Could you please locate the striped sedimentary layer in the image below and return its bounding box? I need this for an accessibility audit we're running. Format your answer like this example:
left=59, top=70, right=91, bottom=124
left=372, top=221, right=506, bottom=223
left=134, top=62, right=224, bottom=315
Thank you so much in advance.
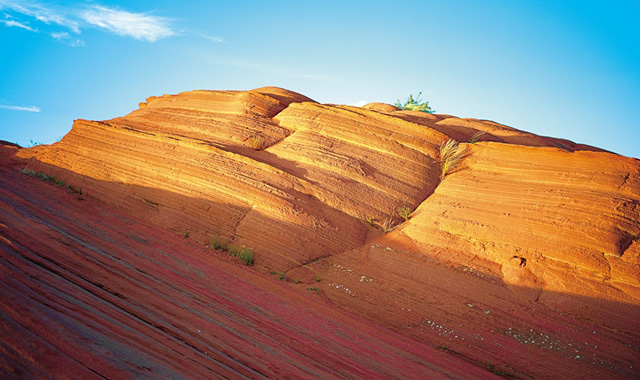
left=402, top=143, right=640, bottom=302
left=9, top=86, right=640, bottom=380
left=16, top=87, right=639, bottom=301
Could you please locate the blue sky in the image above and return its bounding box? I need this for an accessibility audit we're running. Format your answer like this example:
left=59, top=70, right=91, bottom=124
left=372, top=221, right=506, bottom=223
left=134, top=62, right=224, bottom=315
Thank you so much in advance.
left=1, top=0, right=639, bottom=158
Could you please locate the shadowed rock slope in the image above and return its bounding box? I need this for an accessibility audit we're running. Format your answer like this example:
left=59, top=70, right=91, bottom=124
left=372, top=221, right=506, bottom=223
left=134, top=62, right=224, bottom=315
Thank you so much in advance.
left=4, top=86, right=640, bottom=380
left=0, top=148, right=493, bottom=380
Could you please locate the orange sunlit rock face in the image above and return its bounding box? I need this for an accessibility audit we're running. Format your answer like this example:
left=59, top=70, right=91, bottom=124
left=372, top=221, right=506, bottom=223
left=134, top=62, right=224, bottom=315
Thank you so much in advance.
left=5, top=87, right=640, bottom=380
left=404, top=144, right=640, bottom=301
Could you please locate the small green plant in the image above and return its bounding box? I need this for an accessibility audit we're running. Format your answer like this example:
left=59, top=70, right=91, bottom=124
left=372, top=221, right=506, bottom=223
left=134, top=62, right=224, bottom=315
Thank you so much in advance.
left=182, top=231, right=190, bottom=238
left=228, top=245, right=254, bottom=265
left=210, top=236, right=227, bottom=250
left=19, top=167, right=36, bottom=176
left=271, top=271, right=286, bottom=281
left=394, top=92, right=434, bottom=113
left=469, top=131, right=486, bottom=144
left=294, top=278, right=300, bottom=284
left=237, top=248, right=254, bottom=265
left=439, top=138, right=467, bottom=177
left=251, top=137, right=265, bottom=150
left=28, top=139, right=42, bottom=147
left=52, top=176, right=65, bottom=186
left=315, top=275, right=321, bottom=282
left=20, top=168, right=82, bottom=194
left=37, top=173, right=49, bottom=182
left=367, top=217, right=374, bottom=226
left=397, top=206, right=412, bottom=221
left=307, top=287, right=321, bottom=294
left=381, top=218, right=397, bottom=233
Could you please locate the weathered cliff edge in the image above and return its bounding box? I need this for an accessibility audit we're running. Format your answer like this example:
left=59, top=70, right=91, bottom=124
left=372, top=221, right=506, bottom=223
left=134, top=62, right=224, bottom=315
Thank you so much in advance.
left=4, top=87, right=639, bottom=379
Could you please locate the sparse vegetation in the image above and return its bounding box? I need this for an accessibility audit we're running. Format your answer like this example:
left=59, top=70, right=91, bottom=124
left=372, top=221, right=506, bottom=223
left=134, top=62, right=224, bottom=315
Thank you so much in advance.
left=210, top=236, right=227, bottom=250
left=439, top=138, right=467, bottom=177
left=209, top=238, right=253, bottom=265
left=251, top=137, right=265, bottom=150
left=236, top=248, right=254, bottom=266
left=367, top=217, right=374, bottom=226
left=19, top=168, right=36, bottom=176
left=28, top=139, right=42, bottom=147
left=182, top=231, right=190, bottom=238
left=271, top=271, right=286, bottom=281
left=315, top=275, right=321, bottom=282
left=307, top=287, right=321, bottom=294
left=381, top=218, right=397, bottom=233
left=394, top=92, right=434, bottom=113
left=226, top=244, right=254, bottom=266
left=469, top=131, right=486, bottom=144
left=19, top=167, right=82, bottom=194
left=397, top=206, right=412, bottom=221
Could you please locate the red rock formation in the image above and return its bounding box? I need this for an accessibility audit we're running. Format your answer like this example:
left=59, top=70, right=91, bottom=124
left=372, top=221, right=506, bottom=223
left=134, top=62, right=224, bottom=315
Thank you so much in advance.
left=4, top=87, right=639, bottom=379
left=1, top=146, right=491, bottom=379
left=403, top=143, right=640, bottom=301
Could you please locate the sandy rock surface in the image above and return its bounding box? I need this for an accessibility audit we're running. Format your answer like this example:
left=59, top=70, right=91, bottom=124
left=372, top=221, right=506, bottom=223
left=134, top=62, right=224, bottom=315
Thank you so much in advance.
left=3, top=87, right=639, bottom=379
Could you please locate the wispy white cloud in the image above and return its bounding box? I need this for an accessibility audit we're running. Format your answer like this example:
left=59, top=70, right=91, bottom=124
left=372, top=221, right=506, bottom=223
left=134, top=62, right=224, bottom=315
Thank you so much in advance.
left=0, top=18, right=36, bottom=31
left=80, top=6, right=175, bottom=42
left=50, top=31, right=84, bottom=46
left=0, top=0, right=80, bottom=32
left=0, top=1, right=179, bottom=43
left=50, top=31, right=67, bottom=39
left=0, top=104, right=41, bottom=112
left=200, top=33, right=224, bottom=44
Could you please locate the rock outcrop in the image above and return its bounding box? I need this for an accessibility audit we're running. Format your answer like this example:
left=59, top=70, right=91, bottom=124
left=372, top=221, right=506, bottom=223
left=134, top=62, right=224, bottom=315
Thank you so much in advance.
left=4, top=86, right=639, bottom=380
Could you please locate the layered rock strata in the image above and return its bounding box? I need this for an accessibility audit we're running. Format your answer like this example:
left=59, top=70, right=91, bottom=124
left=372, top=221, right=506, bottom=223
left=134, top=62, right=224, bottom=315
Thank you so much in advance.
left=9, top=87, right=640, bottom=380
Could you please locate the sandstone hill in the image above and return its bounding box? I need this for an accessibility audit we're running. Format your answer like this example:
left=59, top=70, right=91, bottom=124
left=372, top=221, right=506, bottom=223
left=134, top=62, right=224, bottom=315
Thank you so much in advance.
left=1, top=87, right=638, bottom=379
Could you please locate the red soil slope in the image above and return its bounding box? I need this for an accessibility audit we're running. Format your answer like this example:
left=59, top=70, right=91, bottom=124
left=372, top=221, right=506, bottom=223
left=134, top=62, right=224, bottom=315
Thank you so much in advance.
left=0, top=143, right=495, bottom=380
left=3, top=87, right=640, bottom=379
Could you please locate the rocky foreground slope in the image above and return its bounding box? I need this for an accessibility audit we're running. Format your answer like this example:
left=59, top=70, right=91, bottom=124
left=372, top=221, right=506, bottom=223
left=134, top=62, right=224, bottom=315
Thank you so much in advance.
left=2, top=87, right=639, bottom=379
